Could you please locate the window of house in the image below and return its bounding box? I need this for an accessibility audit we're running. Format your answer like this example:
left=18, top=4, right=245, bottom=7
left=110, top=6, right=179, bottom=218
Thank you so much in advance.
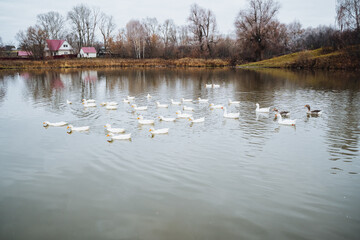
left=63, top=44, right=68, bottom=48
left=64, top=52, right=68, bottom=54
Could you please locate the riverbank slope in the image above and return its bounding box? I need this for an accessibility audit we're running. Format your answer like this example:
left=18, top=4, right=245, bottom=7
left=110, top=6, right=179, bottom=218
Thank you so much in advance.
left=240, top=45, right=360, bottom=70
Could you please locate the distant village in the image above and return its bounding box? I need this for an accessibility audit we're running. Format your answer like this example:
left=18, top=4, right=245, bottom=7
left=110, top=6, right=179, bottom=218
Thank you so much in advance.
left=0, top=40, right=101, bottom=59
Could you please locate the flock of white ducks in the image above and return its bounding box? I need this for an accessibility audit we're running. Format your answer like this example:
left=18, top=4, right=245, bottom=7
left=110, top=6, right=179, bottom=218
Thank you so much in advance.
left=44, top=84, right=322, bottom=141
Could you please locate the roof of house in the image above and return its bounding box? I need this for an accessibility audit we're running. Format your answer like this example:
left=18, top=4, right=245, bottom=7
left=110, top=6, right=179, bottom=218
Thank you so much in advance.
left=81, top=47, right=97, bottom=53
left=46, top=40, right=65, bottom=51
left=18, top=51, right=32, bottom=56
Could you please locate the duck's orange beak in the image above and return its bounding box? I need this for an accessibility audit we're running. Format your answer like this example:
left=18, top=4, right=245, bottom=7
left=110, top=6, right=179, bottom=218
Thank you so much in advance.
left=67, top=126, right=69, bottom=129
left=106, top=134, right=110, bottom=137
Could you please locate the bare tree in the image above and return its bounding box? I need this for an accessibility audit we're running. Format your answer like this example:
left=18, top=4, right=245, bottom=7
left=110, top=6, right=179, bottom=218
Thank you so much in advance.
left=188, top=4, right=217, bottom=57
left=37, top=11, right=66, bottom=39
left=286, top=20, right=304, bottom=52
left=126, top=20, right=145, bottom=58
left=160, top=19, right=177, bottom=57
left=16, top=25, right=48, bottom=59
left=67, top=4, right=99, bottom=49
left=336, top=0, right=360, bottom=31
left=99, top=13, right=116, bottom=51
left=234, top=0, right=280, bottom=61
left=142, top=17, right=161, bottom=58
left=109, top=29, right=128, bottom=57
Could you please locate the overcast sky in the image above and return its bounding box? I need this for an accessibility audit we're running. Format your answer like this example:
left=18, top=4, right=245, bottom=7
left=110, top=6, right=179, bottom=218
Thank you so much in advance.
left=0, top=0, right=337, bottom=45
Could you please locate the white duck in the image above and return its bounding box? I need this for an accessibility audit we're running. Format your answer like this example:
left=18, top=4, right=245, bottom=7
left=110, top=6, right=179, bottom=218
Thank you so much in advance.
left=276, top=113, right=296, bottom=126
left=83, top=102, right=97, bottom=107
left=104, top=124, right=125, bottom=133
left=183, top=106, right=194, bottom=111
left=137, top=115, right=155, bottom=125
left=189, top=117, right=205, bottom=123
left=176, top=111, right=192, bottom=118
left=67, top=125, right=90, bottom=132
left=131, top=104, right=148, bottom=111
left=107, top=101, right=118, bottom=106
left=181, top=98, right=193, bottom=103
left=123, top=99, right=130, bottom=103
left=107, top=133, right=131, bottom=141
left=170, top=99, right=181, bottom=105
left=209, top=103, right=223, bottom=109
left=100, top=101, right=118, bottom=106
left=82, top=99, right=96, bottom=103
left=147, top=93, right=152, bottom=99
left=66, top=100, right=72, bottom=104
left=228, top=99, right=240, bottom=105
left=43, top=121, right=68, bottom=127
left=156, top=101, right=169, bottom=108
left=205, top=84, right=212, bottom=88
left=212, top=84, right=220, bottom=88
left=158, top=116, right=176, bottom=122
left=256, top=103, right=270, bottom=113
left=127, top=96, right=135, bottom=100
left=149, top=128, right=169, bottom=135
left=222, top=107, right=240, bottom=119
left=198, top=97, right=209, bottom=103
left=106, top=105, right=117, bottom=110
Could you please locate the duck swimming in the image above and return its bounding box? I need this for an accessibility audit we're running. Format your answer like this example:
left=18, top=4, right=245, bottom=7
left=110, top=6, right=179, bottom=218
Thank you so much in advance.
left=43, top=121, right=68, bottom=127
left=149, top=128, right=169, bottom=135
left=107, top=133, right=131, bottom=141
left=171, top=99, right=181, bottom=105
left=273, top=108, right=290, bottom=117
left=104, top=124, right=125, bottom=133
left=305, top=105, right=322, bottom=115
left=176, top=111, right=192, bottom=118
left=222, top=107, right=240, bottom=119
left=156, top=101, right=169, bottom=108
left=276, top=113, right=296, bottom=126
left=158, top=116, right=176, bottom=122
left=67, top=125, right=90, bottom=133
left=137, top=115, right=155, bottom=125
left=256, top=103, right=270, bottom=113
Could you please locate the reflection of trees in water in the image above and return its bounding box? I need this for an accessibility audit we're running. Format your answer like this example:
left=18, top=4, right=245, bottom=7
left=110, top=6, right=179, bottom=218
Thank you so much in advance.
left=98, top=68, right=238, bottom=97
left=326, top=90, right=360, bottom=165
left=0, top=74, right=8, bottom=106
left=22, top=71, right=65, bottom=111
left=0, top=72, right=19, bottom=106
left=21, top=70, right=98, bottom=109
left=245, top=69, right=360, bottom=91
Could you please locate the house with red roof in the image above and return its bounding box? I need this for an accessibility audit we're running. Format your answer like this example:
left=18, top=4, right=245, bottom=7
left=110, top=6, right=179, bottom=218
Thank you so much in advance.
left=44, top=40, right=74, bottom=57
left=79, top=47, right=97, bottom=58
left=17, top=51, right=32, bottom=58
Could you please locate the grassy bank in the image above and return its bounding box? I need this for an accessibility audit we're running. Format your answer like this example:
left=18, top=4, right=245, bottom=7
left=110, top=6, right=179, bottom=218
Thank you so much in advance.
left=240, top=45, right=360, bottom=70
left=0, top=58, right=229, bottom=70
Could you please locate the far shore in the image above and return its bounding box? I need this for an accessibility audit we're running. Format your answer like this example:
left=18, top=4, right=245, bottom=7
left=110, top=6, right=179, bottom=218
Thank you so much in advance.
left=1, top=45, right=359, bottom=71
left=0, top=58, right=231, bottom=70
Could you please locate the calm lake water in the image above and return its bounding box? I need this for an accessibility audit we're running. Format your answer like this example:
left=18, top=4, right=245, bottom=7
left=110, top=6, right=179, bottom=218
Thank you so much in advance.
left=0, top=68, right=359, bottom=239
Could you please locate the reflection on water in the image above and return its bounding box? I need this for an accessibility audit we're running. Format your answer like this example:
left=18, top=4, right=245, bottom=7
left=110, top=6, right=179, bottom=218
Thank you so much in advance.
left=0, top=68, right=359, bottom=240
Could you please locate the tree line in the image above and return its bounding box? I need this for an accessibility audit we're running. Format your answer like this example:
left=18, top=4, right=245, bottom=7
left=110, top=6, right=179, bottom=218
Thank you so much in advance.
left=8, top=0, right=360, bottom=62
